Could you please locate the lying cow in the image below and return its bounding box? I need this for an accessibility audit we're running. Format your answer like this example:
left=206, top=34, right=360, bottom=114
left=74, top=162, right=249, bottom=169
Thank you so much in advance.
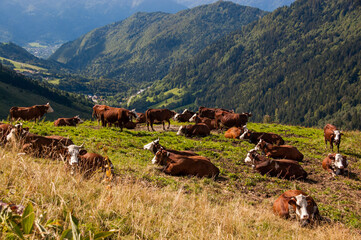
left=273, top=190, right=321, bottom=227
left=324, top=124, right=342, bottom=152
left=9, top=103, right=54, bottom=122
left=322, top=153, right=348, bottom=177
left=244, top=149, right=307, bottom=180
left=255, top=139, right=304, bottom=162
left=54, top=116, right=84, bottom=127
left=143, top=139, right=199, bottom=157
left=239, top=127, right=285, bottom=145
left=224, top=127, right=243, bottom=139
left=173, top=109, right=196, bottom=122
left=64, top=144, right=114, bottom=177
left=189, top=113, right=217, bottom=130
left=198, top=107, right=233, bottom=119
left=152, top=148, right=219, bottom=178
left=145, top=108, right=176, bottom=131
left=177, top=123, right=210, bottom=137
left=0, top=123, right=15, bottom=145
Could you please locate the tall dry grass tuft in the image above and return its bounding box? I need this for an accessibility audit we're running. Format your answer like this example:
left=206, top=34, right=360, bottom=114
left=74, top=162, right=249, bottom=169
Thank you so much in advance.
left=0, top=147, right=360, bottom=239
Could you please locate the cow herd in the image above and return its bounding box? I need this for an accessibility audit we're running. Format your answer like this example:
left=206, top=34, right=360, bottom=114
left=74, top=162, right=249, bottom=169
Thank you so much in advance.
left=2, top=103, right=352, bottom=227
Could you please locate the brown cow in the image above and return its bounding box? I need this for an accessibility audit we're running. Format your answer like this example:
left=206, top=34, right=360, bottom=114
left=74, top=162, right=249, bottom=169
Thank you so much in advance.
left=54, top=116, right=84, bottom=127
left=101, top=107, right=138, bottom=130
left=173, top=109, right=196, bottom=122
left=0, top=123, right=14, bottom=144
left=136, top=112, right=146, bottom=124
left=244, top=149, right=307, bottom=180
left=322, top=153, right=348, bottom=177
left=239, top=127, right=285, bottom=145
left=215, top=112, right=250, bottom=129
left=176, top=123, right=210, bottom=137
left=224, top=127, right=244, bottom=139
left=324, top=124, right=342, bottom=152
left=255, top=139, right=304, bottom=162
left=145, top=108, right=176, bottom=131
left=198, top=107, right=233, bottom=119
left=9, top=103, right=54, bottom=121
left=143, top=139, right=200, bottom=157
left=189, top=113, right=217, bottom=130
left=64, top=144, right=114, bottom=177
left=273, top=190, right=321, bottom=227
left=92, top=104, right=108, bottom=125
left=152, top=148, right=219, bottom=178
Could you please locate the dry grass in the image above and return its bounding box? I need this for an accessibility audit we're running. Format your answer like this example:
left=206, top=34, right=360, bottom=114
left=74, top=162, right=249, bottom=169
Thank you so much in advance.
left=1, top=146, right=360, bottom=239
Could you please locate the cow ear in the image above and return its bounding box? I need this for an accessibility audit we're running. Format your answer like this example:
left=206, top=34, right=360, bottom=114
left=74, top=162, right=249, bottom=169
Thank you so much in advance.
left=288, top=197, right=296, bottom=206
left=79, top=149, right=87, bottom=155
left=328, top=153, right=335, bottom=159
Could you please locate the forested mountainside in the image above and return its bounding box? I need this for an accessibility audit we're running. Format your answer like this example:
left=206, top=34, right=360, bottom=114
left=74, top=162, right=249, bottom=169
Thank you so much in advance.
left=130, top=0, right=361, bottom=130
left=50, top=1, right=266, bottom=91
left=0, top=63, right=92, bottom=120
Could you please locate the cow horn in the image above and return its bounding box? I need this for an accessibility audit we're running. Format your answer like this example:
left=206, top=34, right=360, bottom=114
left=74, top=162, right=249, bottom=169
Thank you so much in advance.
left=80, top=143, right=85, bottom=148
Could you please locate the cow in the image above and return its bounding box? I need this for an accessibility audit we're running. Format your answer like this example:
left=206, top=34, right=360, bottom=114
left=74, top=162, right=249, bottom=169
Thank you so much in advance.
left=9, top=103, right=54, bottom=122
left=198, top=107, right=233, bottom=119
left=324, top=124, right=342, bottom=152
left=64, top=144, right=114, bottom=177
left=145, top=108, right=176, bottom=131
left=215, top=112, right=250, bottom=129
left=255, top=139, right=304, bottom=162
left=92, top=104, right=108, bottom=125
left=136, top=112, right=146, bottom=124
left=189, top=113, right=217, bottom=130
left=0, top=123, right=14, bottom=145
left=54, top=116, right=84, bottom=127
left=322, top=153, right=348, bottom=177
left=239, top=127, right=285, bottom=145
left=177, top=123, right=210, bottom=137
left=273, top=190, right=321, bottom=227
left=143, top=139, right=200, bottom=157
left=244, top=149, right=307, bottom=180
left=151, top=148, right=219, bottom=178
left=124, top=121, right=137, bottom=129
left=101, top=107, right=138, bottom=130
left=224, top=127, right=244, bottom=139
left=173, top=109, right=196, bottom=122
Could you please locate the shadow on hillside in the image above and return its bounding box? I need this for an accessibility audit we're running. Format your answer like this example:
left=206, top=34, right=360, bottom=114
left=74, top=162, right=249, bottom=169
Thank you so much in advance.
left=342, top=150, right=361, bottom=159
left=347, top=171, right=360, bottom=181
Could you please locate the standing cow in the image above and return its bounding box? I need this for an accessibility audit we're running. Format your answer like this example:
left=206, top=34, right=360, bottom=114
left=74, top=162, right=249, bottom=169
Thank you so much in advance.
left=145, top=108, right=176, bottom=131
left=324, top=124, right=342, bottom=152
left=9, top=103, right=54, bottom=122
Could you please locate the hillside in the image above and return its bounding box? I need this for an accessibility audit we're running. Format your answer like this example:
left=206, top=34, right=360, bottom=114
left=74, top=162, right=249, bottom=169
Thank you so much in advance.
left=0, top=63, right=93, bottom=120
left=0, top=120, right=360, bottom=238
left=50, top=1, right=266, bottom=91
left=130, top=0, right=361, bottom=130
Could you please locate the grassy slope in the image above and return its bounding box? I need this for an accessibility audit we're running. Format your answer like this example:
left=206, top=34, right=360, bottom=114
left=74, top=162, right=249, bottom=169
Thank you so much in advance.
left=0, top=120, right=360, bottom=238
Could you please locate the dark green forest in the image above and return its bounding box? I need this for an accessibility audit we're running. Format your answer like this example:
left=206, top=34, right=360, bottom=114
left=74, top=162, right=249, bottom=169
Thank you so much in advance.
left=130, top=0, right=361, bottom=130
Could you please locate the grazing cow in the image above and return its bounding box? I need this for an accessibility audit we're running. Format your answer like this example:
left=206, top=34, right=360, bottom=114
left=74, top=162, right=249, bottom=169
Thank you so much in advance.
left=255, top=139, right=304, bottom=162
left=273, top=190, right=321, bottom=227
left=224, top=127, right=244, bottom=139
left=215, top=112, right=250, bottom=129
left=9, top=103, right=54, bottom=122
left=198, top=107, right=233, bottom=119
left=143, top=139, right=200, bottom=157
left=152, top=148, right=219, bottom=178
left=124, top=121, right=136, bottom=129
left=177, top=123, right=210, bottom=137
left=136, top=112, right=146, bottom=124
left=322, top=153, right=348, bottom=177
left=101, top=107, right=138, bottom=130
left=64, top=144, right=114, bottom=177
left=145, top=108, right=176, bottom=131
left=324, top=124, right=342, bottom=152
left=239, top=128, right=285, bottom=145
left=189, top=113, right=217, bottom=130
left=54, top=116, right=84, bottom=127
left=244, top=149, right=307, bottom=180
left=173, top=109, right=196, bottom=122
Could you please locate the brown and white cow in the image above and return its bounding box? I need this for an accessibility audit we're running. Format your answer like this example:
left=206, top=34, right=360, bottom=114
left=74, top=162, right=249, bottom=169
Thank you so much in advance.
left=177, top=123, right=210, bottom=137
left=224, top=127, right=244, bottom=139
left=255, top=139, right=304, bottom=162
left=189, top=113, right=217, bottom=130
left=273, top=190, right=321, bottom=227
left=215, top=112, right=250, bottom=129
left=239, top=127, right=285, bottom=145
left=173, top=109, right=196, bottom=122
left=322, top=153, right=348, bottom=177
left=198, top=107, right=233, bottom=119
left=324, top=124, right=342, bottom=152
left=9, top=103, right=54, bottom=122
left=54, top=116, right=84, bottom=127
left=0, top=123, right=14, bottom=145
left=64, top=144, right=114, bottom=177
left=145, top=108, right=176, bottom=131
left=152, top=148, right=219, bottom=178
left=143, top=139, right=200, bottom=157
left=244, top=149, right=307, bottom=180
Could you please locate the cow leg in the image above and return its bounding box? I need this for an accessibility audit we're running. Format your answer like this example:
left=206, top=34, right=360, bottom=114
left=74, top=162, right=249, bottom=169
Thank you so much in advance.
left=147, top=121, right=150, bottom=131
left=162, top=121, right=165, bottom=130
left=330, top=141, right=334, bottom=152
left=167, top=119, right=171, bottom=129
left=151, top=121, right=155, bottom=131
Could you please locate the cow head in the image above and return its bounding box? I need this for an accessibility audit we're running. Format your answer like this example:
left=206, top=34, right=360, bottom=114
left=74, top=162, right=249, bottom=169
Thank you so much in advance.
left=329, top=153, right=348, bottom=174
left=152, top=148, right=170, bottom=165
left=173, top=113, right=181, bottom=121
left=74, top=116, right=84, bottom=124
left=288, top=194, right=318, bottom=226
left=333, top=130, right=342, bottom=145
left=254, top=139, right=266, bottom=151
left=189, top=114, right=197, bottom=122
left=129, top=109, right=138, bottom=121
left=239, top=126, right=249, bottom=140
left=244, top=149, right=256, bottom=163
left=176, top=126, right=186, bottom=136
left=46, top=103, right=54, bottom=113
left=143, top=138, right=161, bottom=154
left=65, top=143, right=85, bottom=166
left=6, top=124, right=29, bottom=143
